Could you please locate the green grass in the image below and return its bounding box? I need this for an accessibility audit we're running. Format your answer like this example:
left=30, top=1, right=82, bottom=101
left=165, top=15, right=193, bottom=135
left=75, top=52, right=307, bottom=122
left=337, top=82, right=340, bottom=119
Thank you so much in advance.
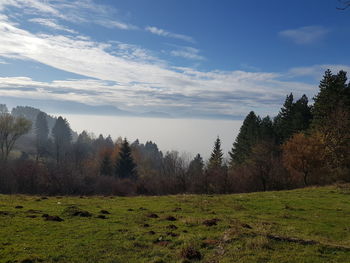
left=1, top=185, right=350, bottom=263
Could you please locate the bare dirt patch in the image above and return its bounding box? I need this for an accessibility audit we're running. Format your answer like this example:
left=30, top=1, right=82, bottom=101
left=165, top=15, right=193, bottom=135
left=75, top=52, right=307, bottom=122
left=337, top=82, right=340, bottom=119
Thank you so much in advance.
left=203, top=218, right=220, bottom=226
left=180, top=245, right=202, bottom=260
left=45, top=215, right=64, bottom=222
left=165, top=215, right=177, bottom=221
left=63, top=206, right=92, bottom=217
left=147, top=213, right=159, bottom=218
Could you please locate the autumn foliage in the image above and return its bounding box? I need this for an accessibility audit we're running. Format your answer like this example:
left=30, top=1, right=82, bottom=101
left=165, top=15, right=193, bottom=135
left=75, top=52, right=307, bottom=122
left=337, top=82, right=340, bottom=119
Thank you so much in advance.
left=282, top=132, right=325, bottom=186
left=0, top=70, right=349, bottom=195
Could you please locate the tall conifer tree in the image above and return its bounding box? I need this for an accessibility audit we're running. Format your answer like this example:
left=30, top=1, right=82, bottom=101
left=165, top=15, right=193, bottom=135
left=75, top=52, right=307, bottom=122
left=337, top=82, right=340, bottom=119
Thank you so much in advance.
left=35, top=111, right=49, bottom=159
left=229, top=111, right=261, bottom=165
left=52, top=116, right=72, bottom=163
left=115, top=138, right=137, bottom=179
left=209, top=137, right=223, bottom=170
left=274, top=93, right=312, bottom=143
left=312, top=69, right=349, bottom=127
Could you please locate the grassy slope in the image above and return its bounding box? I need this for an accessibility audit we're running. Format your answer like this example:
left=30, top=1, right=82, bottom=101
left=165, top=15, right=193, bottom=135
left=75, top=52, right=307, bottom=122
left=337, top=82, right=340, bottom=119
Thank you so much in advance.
left=0, top=185, right=350, bottom=263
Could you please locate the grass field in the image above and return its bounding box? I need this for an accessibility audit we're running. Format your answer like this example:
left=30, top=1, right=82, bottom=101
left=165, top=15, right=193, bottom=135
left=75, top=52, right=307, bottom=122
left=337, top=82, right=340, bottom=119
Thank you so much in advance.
left=1, top=185, right=350, bottom=263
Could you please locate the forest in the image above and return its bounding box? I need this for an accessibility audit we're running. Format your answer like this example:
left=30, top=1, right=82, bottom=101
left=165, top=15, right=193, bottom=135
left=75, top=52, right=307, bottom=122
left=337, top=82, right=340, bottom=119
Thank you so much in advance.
left=0, top=70, right=349, bottom=196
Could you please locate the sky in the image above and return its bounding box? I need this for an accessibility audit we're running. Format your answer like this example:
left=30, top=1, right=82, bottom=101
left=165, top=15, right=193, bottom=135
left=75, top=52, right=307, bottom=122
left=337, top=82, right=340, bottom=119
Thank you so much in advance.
left=0, top=0, right=350, bottom=120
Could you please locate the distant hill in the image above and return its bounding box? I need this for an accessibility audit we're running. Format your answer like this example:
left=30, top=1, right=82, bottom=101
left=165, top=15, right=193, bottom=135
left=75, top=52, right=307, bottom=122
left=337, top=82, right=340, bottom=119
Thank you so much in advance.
left=10, top=105, right=78, bottom=140
left=0, top=97, right=171, bottom=118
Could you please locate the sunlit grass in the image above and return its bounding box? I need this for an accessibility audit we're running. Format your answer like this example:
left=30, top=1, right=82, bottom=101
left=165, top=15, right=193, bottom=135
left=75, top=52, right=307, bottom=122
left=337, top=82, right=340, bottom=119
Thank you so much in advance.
left=1, top=185, right=350, bottom=262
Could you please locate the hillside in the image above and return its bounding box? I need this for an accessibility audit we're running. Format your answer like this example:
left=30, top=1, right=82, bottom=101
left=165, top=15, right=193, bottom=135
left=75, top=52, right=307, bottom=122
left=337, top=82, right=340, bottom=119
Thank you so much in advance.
left=1, top=185, right=350, bottom=263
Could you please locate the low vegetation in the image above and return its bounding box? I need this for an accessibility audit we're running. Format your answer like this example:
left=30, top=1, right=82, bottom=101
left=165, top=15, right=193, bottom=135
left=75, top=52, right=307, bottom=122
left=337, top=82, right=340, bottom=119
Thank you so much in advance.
left=1, top=185, right=350, bottom=262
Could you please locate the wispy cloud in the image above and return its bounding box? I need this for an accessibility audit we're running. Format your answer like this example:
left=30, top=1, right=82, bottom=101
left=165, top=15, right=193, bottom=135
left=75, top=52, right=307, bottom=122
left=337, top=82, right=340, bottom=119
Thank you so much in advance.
left=279, top=26, right=330, bottom=45
left=108, top=42, right=164, bottom=64
left=0, top=15, right=323, bottom=118
left=1, top=0, right=137, bottom=31
left=96, top=20, right=138, bottom=31
left=287, top=64, right=350, bottom=79
left=1, top=0, right=60, bottom=15
left=29, top=18, right=77, bottom=34
left=0, top=1, right=347, bottom=119
left=145, top=26, right=195, bottom=43
left=0, top=73, right=315, bottom=119
left=170, top=47, right=205, bottom=61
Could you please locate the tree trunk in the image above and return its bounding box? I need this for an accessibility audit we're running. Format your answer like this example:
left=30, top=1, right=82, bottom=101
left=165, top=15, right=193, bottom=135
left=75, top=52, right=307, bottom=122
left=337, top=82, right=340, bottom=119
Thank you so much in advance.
left=303, top=171, right=308, bottom=186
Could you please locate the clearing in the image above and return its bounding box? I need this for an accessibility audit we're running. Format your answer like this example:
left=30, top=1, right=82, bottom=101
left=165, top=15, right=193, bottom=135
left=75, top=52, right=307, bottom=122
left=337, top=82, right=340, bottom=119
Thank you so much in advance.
left=1, top=185, right=350, bottom=262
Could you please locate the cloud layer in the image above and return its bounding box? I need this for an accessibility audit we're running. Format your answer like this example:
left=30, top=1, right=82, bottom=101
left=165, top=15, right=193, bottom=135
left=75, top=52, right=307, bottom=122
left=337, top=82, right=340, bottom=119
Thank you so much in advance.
left=145, top=26, right=195, bottom=43
left=170, top=47, right=205, bottom=61
left=0, top=1, right=347, bottom=119
left=279, top=26, right=329, bottom=44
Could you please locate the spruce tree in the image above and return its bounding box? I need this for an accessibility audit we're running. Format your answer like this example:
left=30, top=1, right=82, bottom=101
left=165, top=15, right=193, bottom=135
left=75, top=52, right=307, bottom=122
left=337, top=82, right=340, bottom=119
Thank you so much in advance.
left=100, top=154, right=113, bottom=176
left=188, top=153, right=204, bottom=176
left=274, top=93, right=312, bottom=143
left=115, top=138, right=137, bottom=179
left=35, top=111, right=49, bottom=159
left=312, top=70, right=349, bottom=127
left=292, top=95, right=312, bottom=132
left=52, top=116, right=72, bottom=163
left=260, top=116, right=275, bottom=142
left=105, top=135, right=114, bottom=149
left=74, top=131, right=93, bottom=166
left=209, top=137, right=223, bottom=170
left=273, top=93, right=294, bottom=143
left=229, top=111, right=261, bottom=165
left=312, top=70, right=350, bottom=177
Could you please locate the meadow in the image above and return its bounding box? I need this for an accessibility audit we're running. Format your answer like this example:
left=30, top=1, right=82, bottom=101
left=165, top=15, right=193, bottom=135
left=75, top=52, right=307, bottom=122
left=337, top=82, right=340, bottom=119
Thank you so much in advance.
left=1, top=185, right=350, bottom=263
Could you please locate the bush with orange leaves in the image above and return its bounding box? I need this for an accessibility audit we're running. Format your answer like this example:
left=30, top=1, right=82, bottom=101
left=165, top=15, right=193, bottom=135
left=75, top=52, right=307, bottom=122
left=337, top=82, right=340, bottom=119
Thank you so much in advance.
left=282, top=132, right=326, bottom=186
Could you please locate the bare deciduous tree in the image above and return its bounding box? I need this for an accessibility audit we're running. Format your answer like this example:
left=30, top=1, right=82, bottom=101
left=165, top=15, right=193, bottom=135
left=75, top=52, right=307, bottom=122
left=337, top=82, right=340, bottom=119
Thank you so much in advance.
left=0, top=114, right=32, bottom=162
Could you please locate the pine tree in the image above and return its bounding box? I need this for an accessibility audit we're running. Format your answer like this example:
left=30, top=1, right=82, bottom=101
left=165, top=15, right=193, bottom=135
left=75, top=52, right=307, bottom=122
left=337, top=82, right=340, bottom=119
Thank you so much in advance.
left=52, top=116, right=72, bottom=164
left=312, top=70, right=349, bottom=127
left=312, top=70, right=350, bottom=178
left=274, top=93, right=294, bottom=143
left=188, top=153, right=204, bottom=176
left=229, top=111, right=261, bottom=165
left=74, top=131, right=93, bottom=167
left=35, top=111, right=49, bottom=159
left=260, top=116, right=275, bottom=142
left=274, top=93, right=312, bottom=143
left=100, top=154, right=113, bottom=176
left=105, top=135, right=114, bottom=149
left=115, top=138, right=137, bottom=179
left=209, top=137, right=223, bottom=170
left=292, top=95, right=312, bottom=132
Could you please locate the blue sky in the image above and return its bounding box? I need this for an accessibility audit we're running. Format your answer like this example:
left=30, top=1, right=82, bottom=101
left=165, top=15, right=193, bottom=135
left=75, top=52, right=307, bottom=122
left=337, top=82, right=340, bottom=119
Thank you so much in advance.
left=0, top=0, right=349, bottom=119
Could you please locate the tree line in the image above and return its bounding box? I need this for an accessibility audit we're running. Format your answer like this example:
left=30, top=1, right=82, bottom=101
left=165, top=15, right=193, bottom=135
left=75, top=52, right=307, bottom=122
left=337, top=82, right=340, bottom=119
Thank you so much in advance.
left=0, top=69, right=349, bottom=195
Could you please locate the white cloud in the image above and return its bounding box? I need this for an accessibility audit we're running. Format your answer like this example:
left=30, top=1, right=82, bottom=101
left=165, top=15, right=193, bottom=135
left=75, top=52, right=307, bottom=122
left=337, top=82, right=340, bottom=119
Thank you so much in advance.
left=96, top=20, right=138, bottom=31
left=0, top=0, right=59, bottom=16
left=279, top=26, right=330, bottom=44
left=145, top=26, right=195, bottom=43
left=0, top=17, right=324, bottom=117
left=170, top=47, right=205, bottom=61
left=1, top=0, right=138, bottom=31
left=0, top=2, right=347, bottom=118
left=109, top=42, right=164, bottom=65
left=29, top=18, right=77, bottom=34
left=0, top=74, right=315, bottom=118
left=288, top=64, right=350, bottom=79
